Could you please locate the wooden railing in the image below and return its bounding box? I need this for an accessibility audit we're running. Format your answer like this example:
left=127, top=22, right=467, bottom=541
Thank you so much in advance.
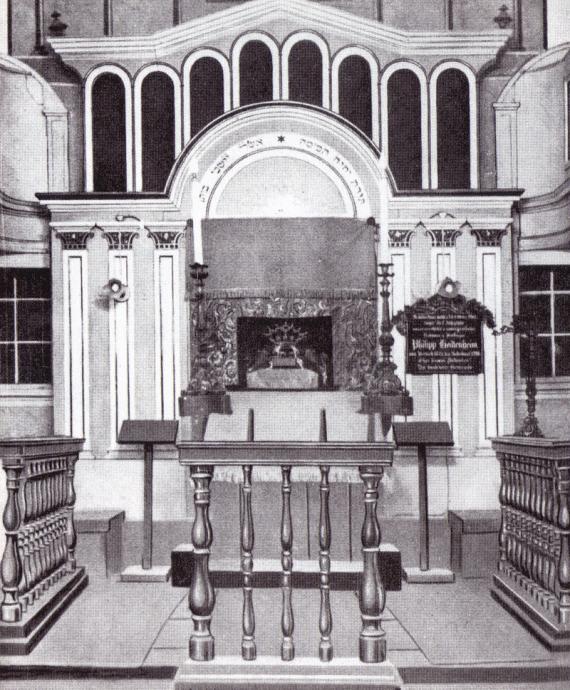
left=178, top=434, right=394, bottom=667
left=492, top=437, right=570, bottom=650
left=0, top=438, right=85, bottom=637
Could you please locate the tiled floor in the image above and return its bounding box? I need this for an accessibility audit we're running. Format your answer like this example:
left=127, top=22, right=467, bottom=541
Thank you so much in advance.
left=2, top=570, right=570, bottom=688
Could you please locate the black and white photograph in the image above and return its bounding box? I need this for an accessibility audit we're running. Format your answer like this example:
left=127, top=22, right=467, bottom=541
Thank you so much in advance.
left=1, top=1, right=570, bottom=689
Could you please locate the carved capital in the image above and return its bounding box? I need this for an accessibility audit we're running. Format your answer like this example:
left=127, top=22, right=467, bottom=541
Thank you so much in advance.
left=471, top=227, right=508, bottom=247
left=102, top=230, right=139, bottom=250
left=424, top=226, right=462, bottom=248
left=55, top=229, right=94, bottom=250
left=147, top=229, right=183, bottom=249
left=388, top=228, right=415, bottom=248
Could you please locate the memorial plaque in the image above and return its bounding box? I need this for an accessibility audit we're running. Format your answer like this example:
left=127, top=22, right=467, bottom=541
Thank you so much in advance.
left=394, top=278, right=496, bottom=377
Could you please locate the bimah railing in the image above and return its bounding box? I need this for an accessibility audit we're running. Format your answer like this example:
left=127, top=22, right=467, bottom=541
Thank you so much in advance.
left=175, top=412, right=401, bottom=688
left=492, top=437, right=570, bottom=650
left=0, top=437, right=87, bottom=654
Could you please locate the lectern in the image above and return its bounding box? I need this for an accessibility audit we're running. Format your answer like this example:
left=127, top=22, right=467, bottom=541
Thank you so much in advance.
left=393, top=421, right=455, bottom=584
left=118, top=420, right=178, bottom=582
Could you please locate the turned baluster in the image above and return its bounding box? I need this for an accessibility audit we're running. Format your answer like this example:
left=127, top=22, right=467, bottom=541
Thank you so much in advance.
left=1, top=462, right=24, bottom=622
left=555, top=464, right=570, bottom=623
left=498, top=457, right=507, bottom=568
left=319, top=465, right=333, bottom=661
left=359, top=466, right=386, bottom=663
left=241, top=464, right=256, bottom=661
left=65, top=455, right=78, bottom=571
left=189, top=465, right=215, bottom=661
left=281, top=465, right=295, bottom=661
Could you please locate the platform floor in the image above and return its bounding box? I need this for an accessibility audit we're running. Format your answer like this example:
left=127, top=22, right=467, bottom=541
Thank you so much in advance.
left=1, top=568, right=570, bottom=689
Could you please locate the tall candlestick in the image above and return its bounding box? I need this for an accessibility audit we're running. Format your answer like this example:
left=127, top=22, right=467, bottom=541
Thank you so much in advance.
left=190, top=173, right=204, bottom=264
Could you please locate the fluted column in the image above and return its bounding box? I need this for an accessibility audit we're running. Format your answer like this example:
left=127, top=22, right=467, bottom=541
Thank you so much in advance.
left=359, top=466, right=386, bottom=663
left=1, top=462, right=24, bottom=622
left=189, top=466, right=215, bottom=661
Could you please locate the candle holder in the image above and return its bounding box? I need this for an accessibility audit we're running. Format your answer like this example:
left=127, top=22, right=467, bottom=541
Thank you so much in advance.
left=179, top=261, right=231, bottom=425
left=360, top=263, right=413, bottom=438
left=494, top=312, right=543, bottom=438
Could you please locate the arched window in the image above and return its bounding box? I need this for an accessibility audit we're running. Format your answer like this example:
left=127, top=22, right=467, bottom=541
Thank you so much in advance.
left=190, top=57, right=224, bottom=138
left=387, top=69, right=422, bottom=190
left=92, top=73, right=126, bottom=192
left=436, top=68, right=470, bottom=189
left=141, top=72, right=175, bottom=191
left=288, top=40, right=322, bottom=106
left=239, top=41, right=273, bottom=106
left=338, top=55, right=372, bottom=139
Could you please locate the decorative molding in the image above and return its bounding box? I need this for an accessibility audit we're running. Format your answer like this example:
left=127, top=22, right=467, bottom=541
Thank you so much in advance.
left=47, top=0, right=510, bottom=65
left=148, top=229, right=183, bottom=249
left=471, top=227, right=508, bottom=247
left=102, top=230, right=139, bottom=250
left=0, top=191, right=49, bottom=218
left=55, top=230, right=94, bottom=250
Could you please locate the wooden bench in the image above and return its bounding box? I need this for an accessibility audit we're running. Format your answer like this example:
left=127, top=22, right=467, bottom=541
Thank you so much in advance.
left=448, top=510, right=501, bottom=578
left=75, top=510, right=125, bottom=578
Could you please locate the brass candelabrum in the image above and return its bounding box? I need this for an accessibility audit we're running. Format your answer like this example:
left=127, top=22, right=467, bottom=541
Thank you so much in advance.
left=494, top=312, right=543, bottom=438
left=361, top=262, right=413, bottom=438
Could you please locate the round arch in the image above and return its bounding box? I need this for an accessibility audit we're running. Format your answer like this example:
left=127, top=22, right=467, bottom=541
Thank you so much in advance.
left=133, top=64, right=182, bottom=191
left=231, top=32, right=281, bottom=107
left=182, top=49, right=231, bottom=145
left=84, top=64, right=133, bottom=191
left=281, top=31, right=331, bottom=109
left=380, top=61, right=429, bottom=189
left=331, top=46, right=379, bottom=146
left=166, top=102, right=386, bottom=221
left=429, top=61, right=478, bottom=189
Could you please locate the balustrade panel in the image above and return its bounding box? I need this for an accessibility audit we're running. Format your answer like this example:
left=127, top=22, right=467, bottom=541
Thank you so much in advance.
left=494, top=440, right=570, bottom=640
left=1, top=439, right=83, bottom=626
left=179, top=439, right=393, bottom=666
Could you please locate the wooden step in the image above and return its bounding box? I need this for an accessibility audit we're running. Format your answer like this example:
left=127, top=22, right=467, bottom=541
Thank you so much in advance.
left=174, top=656, right=403, bottom=689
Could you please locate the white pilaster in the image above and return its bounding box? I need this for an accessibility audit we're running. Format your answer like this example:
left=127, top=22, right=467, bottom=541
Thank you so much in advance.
left=150, top=231, right=182, bottom=420
left=44, top=110, right=69, bottom=191
left=108, top=250, right=136, bottom=445
left=494, top=102, right=520, bottom=189
left=477, top=247, right=503, bottom=445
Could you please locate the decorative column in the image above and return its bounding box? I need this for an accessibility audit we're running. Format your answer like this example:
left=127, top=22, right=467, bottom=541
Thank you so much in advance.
left=188, top=466, right=215, bottom=661
left=1, top=461, right=24, bottom=623
left=103, top=227, right=138, bottom=446
left=555, top=462, right=570, bottom=624
left=148, top=228, right=184, bottom=420
left=54, top=229, right=93, bottom=444
left=359, top=466, right=386, bottom=663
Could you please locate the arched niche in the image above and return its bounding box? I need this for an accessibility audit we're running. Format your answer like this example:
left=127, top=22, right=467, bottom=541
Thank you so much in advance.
left=208, top=152, right=354, bottom=218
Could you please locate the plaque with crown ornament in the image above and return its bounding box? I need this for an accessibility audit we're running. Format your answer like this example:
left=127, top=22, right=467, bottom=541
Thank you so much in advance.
left=236, top=316, right=334, bottom=390
left=393, top=278, right=496, bottom=376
